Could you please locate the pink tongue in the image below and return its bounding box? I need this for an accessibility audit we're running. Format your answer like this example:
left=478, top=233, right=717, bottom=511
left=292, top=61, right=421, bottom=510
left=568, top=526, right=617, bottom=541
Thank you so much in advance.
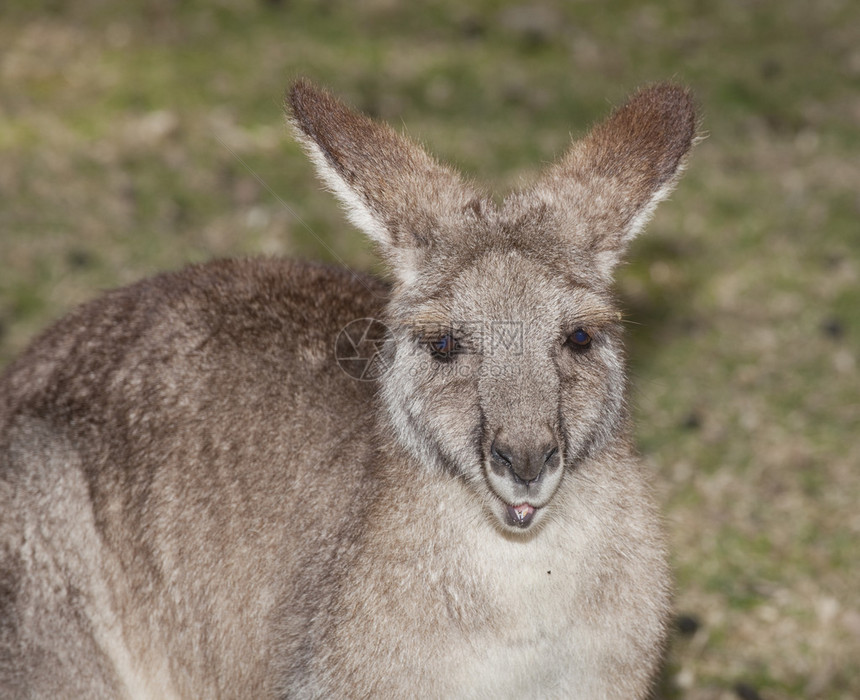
left=508, top=503, right=536, bottom=527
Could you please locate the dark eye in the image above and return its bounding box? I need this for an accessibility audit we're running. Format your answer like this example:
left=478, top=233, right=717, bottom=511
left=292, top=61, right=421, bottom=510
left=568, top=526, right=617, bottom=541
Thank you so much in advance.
left=566, top=328, right=592, bottom=351
left=429, top=333, right=459, bottom=361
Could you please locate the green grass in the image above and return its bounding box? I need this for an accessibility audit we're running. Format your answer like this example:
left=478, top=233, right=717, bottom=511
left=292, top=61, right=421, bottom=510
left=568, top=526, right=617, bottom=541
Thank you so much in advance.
left=2, top=1, right=859, bottom=697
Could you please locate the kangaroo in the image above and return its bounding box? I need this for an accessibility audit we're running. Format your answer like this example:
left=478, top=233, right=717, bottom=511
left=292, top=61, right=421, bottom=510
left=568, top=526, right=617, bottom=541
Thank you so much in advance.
left=0, top=79, right=696, bottom=698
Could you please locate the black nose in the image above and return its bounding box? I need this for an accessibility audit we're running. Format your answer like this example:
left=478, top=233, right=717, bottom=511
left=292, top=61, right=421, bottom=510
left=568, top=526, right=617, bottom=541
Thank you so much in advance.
left=490, top=439, right=559, bottom=484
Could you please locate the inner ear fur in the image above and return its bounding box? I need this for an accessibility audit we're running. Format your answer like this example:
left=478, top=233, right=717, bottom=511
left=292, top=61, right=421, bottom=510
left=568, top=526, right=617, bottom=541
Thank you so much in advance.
left=531, top=84, right=698, bottom=278
left=287, top=79, right=478, bottom=256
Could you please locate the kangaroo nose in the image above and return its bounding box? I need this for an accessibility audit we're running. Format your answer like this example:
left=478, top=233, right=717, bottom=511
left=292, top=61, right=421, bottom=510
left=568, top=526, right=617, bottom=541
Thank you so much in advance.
left=490, top=438, right=559, bottom=484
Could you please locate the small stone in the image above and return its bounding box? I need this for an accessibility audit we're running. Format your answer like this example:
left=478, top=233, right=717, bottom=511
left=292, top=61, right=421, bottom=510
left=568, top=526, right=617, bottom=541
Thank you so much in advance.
left=734, top=682, right=762, bottom=700
left=681, top=412, right=701, bottom=431
left=821, top=318, right=844, bottom=339
left=66, top=249, right=93, bottom=270
left=675, top=613, right=701, bottom=637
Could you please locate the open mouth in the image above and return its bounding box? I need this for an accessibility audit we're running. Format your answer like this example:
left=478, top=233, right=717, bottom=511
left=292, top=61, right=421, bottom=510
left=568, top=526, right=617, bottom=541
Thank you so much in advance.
left=506, top=502, right=537, bottom=528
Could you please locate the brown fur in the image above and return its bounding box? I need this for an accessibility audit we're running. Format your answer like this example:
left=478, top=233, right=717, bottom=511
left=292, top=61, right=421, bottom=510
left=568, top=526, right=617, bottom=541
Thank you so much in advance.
left=0, top=80, right=696, bottom=698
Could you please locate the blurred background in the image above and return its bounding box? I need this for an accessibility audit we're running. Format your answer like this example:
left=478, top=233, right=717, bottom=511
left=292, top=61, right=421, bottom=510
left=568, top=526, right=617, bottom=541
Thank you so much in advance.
left=1, top=1, right=857, bottom=697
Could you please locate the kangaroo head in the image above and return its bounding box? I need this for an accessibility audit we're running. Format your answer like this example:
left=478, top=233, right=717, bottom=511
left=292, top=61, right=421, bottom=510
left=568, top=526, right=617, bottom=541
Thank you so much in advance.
left=288, top=80, right=696, bottom=534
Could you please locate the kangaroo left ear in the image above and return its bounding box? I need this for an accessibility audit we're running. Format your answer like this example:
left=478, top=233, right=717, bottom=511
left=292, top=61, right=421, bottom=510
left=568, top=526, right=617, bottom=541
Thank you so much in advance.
left=532, top=84, right=698, bottom=280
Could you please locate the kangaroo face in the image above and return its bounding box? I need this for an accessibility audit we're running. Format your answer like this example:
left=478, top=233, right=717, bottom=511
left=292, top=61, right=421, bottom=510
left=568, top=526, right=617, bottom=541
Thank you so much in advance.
left=288, top=79, right=696, bottom=535
left=381, top=214, right=626, bottom=534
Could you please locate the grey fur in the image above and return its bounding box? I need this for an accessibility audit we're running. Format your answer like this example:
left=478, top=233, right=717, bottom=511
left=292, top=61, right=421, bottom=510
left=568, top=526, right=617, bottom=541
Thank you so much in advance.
left=0, top=80, right=696, bottom=698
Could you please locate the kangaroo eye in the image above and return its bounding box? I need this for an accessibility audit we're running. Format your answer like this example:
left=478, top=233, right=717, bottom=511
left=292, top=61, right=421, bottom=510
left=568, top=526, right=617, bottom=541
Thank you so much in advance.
left=566, top=328, right=592, bottom=351
left=429, top=333, right=459, bottom=361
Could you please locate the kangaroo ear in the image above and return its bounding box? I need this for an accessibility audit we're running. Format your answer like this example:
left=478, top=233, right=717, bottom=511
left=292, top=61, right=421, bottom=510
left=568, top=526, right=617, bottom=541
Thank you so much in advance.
left=533, top=84, right=697, bottom=280
left=287, top=79, right=478, bottom=283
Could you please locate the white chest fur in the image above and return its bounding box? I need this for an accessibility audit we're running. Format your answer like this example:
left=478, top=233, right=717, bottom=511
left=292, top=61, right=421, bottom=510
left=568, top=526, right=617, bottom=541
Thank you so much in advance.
left=434, top=519, right=605, bottom=698
left=331, top=477, right=625, bottom=699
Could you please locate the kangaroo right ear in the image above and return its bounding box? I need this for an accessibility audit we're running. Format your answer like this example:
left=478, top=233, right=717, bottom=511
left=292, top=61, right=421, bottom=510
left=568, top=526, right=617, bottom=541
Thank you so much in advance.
left=287, top=79, right=478, bottom=283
